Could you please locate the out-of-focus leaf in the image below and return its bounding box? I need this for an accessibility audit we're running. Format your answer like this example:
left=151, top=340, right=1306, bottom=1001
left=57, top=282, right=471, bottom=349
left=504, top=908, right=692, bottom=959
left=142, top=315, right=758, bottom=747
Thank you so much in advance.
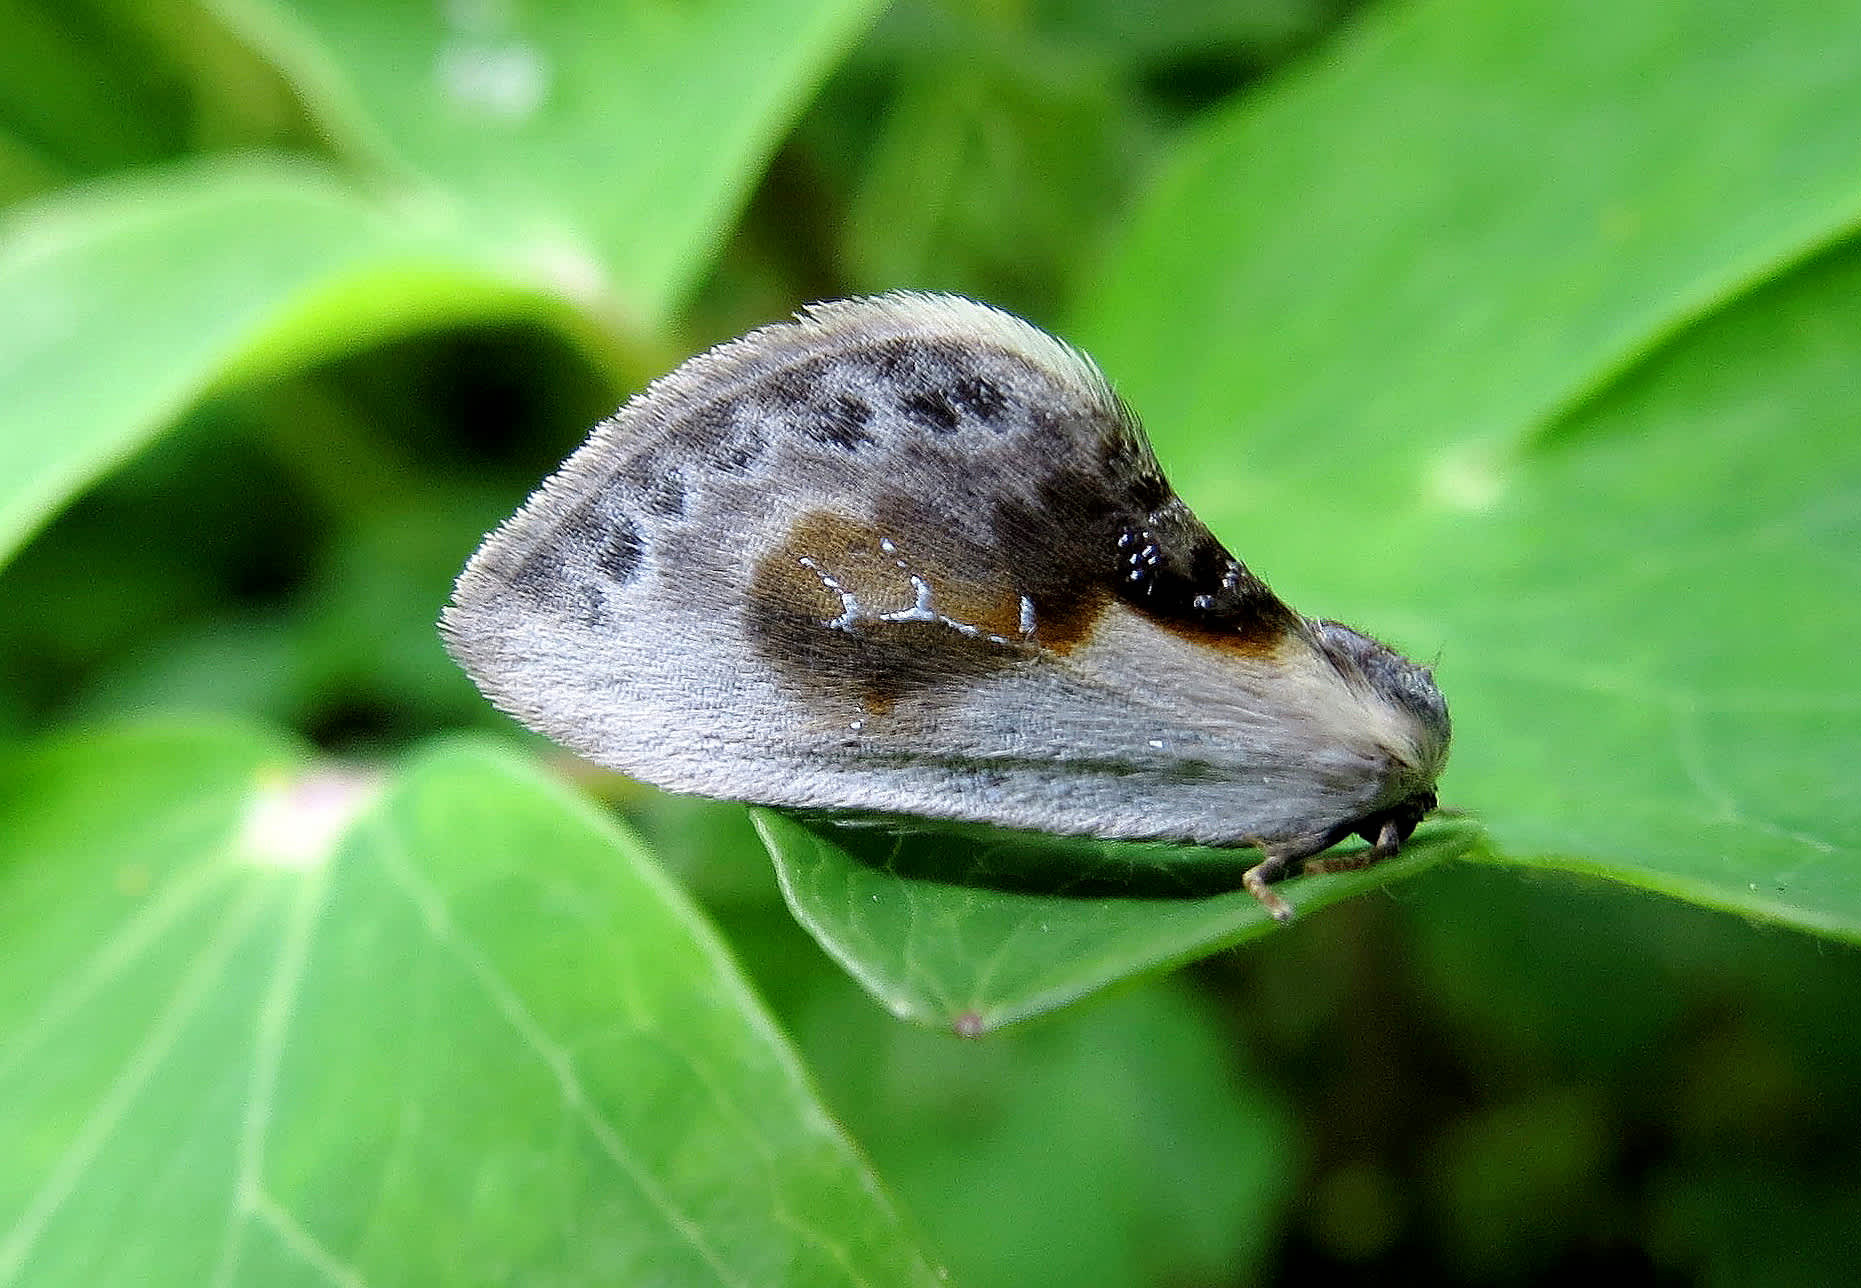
left=1423, top=1087, right=1613, bottom=1278
left=214, top=0, right=887, bottom=325
left=0, top=156, right=568, bottom=568
left=789, top=973, right=1296, bottom=1288
left=1648, top=1165, right=1861, bottom=1286
left=0, top=2, right=179, bottom=192
left=0, top=724, right=941, bottom=1285
left=757, top=808, right=1477, bottom=1031
left=842, top=54, right=1126, bottom=317
left=1035, top=0, right=1348, bottom=64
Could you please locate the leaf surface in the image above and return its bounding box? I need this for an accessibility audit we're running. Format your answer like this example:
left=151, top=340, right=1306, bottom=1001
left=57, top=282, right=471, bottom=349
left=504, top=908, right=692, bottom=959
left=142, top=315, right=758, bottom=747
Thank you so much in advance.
left=217, top=0, right=886, bottom=322
left=0, top=724, right=940, bottom=1285
left=1080, top=0, right=1861, bottom=516
left=760, top=810, right=1478, bottom=1031
left=0, top=157, right=560, bottom=567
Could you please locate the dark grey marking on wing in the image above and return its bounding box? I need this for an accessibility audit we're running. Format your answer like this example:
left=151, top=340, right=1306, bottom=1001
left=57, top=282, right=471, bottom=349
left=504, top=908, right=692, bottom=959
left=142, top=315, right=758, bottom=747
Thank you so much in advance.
left=594, top=513, right=645, bottom=585
left=950, top=373, right=1008, bottom=423
left=667, top=398, right=769, bottom=476
left=810, top=393, right=877, bottom=450
left=501, top=488, right=644, bottom=628
left=900, top=388, right=961, bottom=433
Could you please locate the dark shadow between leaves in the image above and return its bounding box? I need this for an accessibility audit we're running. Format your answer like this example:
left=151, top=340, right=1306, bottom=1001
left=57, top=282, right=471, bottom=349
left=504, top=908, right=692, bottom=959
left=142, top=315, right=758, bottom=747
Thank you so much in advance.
left=771, top=810, right=1470, bottom=900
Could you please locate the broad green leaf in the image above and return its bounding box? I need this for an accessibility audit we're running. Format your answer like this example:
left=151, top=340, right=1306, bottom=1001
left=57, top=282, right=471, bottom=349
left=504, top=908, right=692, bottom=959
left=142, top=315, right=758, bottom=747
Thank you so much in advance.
left=1422, top=249, right=1861, bottom=937
left=212, top=0, right=887, bottom=325
left=0, top=155, right=572, bottom=569
left=0, top=724, right=940, bottom=1285
left=757, top=809, right=1478, bottom=1031
left=1075, top=0, right=1861, bottom=936
left=759, top=0, right=1861, bottom=1018
left=1078, top=0, right=1861, bottom=532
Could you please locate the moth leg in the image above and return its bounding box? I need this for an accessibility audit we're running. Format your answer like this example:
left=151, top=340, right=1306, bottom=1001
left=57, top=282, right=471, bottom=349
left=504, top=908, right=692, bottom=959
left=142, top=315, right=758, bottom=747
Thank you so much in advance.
left=1243, top=834, right=1333, bottom=925
left=1242, top=852, right=1295, bottom=924
left=1302, top=816, right=1405, bottom=877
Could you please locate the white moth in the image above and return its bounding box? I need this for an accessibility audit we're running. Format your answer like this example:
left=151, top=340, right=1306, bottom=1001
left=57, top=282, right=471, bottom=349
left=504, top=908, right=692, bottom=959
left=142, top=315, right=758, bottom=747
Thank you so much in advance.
left=442, top=292, right=1450, bottom=920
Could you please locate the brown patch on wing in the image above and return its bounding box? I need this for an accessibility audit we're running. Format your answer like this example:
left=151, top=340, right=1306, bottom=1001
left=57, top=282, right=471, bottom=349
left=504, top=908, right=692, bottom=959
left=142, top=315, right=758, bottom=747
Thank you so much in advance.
left=746, top=510, right=1037, bottom=711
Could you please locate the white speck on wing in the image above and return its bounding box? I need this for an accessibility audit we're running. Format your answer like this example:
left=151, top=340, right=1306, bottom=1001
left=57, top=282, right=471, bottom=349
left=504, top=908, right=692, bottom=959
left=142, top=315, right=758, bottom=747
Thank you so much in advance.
left=802, top=549, right=1025, bottom=648
left=798, top=556, right=864, bottom=632
left=880, top=574, right=941, bottom=625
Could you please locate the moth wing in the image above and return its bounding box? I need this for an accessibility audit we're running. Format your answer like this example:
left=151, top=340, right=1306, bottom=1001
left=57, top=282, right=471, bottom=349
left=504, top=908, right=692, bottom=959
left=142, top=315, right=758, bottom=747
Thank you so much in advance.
left=444, top=293, right=1408, bottom=847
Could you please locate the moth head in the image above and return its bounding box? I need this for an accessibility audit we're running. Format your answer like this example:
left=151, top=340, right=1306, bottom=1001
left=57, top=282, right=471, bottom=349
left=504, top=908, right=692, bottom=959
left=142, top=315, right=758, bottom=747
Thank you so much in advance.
left=1310, top=618, right=1452, bottom=783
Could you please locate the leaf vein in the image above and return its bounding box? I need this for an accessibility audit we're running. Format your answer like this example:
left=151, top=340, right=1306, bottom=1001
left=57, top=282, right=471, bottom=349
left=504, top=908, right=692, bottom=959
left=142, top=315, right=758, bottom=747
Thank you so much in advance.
left=369, top=823, right=751, bottom=1288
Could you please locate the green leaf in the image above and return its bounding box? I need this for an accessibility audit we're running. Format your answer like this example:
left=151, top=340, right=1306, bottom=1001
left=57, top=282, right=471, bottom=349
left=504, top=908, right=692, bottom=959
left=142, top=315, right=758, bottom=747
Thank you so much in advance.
left=756, top=809, right=1478, bottom=1031
left=215, top=0, right=887, bottom=324
left=0, top=723, right=940, bottom=1285
left=1427, top=250, right=1861, bottom=937
left=0, top=155, right=567, bottom=569
left=1074, top=0, right=1861, bottom=936
left=1080, top=0, right=1861, bottom=518
left=0, top=2, right=183, bottom=196
left=840, top=45, right=1126, bottom=316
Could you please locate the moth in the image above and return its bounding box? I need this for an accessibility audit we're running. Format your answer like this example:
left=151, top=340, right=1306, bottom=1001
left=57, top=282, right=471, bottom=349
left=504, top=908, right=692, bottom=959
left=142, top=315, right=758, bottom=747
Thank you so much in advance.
left=442, top=292, right=1450, bottom=921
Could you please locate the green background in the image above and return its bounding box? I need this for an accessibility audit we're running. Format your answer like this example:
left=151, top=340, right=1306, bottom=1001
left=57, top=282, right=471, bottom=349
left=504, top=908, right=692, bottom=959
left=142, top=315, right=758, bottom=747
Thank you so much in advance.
left=2, top=0, right=1857, bottom=1283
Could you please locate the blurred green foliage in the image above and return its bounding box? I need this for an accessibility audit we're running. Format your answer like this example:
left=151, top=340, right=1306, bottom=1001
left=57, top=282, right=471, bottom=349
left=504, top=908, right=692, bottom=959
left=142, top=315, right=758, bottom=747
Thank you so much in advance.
left=3, top=1, right=1859, bottom=1285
